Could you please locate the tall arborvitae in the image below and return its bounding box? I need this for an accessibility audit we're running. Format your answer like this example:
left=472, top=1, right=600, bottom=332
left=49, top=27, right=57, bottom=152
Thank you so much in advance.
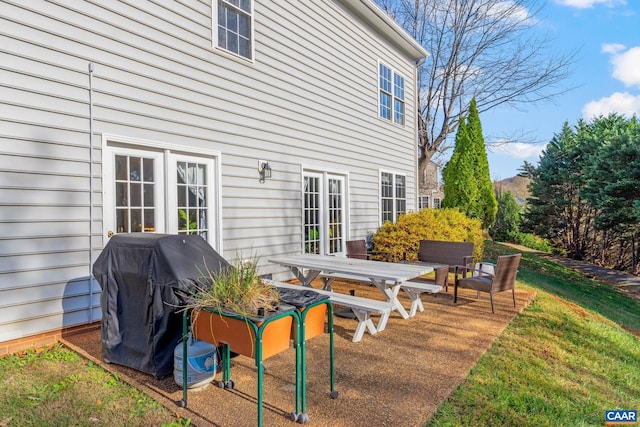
left=442, top=99, right=496, bottom=229
left=442, top=117, right=477, bottom=216
left=467, top=98, right=497, bottom=228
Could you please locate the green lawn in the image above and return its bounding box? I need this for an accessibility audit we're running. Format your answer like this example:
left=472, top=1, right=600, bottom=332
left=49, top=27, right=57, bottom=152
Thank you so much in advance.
left=0, top=344, right=183, bottom=426
left=427, top=242, right=640, bottom=426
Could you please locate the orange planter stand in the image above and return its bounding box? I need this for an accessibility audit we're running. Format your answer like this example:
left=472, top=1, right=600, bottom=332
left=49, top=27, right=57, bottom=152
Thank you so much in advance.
left=297, top=303, right=327, bottom=341
left=192, top=309, right=293, bottom=360
left=181, top=306, right=299, bottom=427
left=180, top=300, right=336, bottom=426
left=293, top=299, right=337, bottom=419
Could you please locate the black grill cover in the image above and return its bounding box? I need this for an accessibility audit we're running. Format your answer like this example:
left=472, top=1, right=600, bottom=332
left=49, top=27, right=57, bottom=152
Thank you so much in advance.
left=92, top=233, right=228, bottom=378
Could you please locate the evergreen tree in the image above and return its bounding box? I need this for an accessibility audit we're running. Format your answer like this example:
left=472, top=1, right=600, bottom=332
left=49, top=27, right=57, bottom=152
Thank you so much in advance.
left=442, top=98, right=496, bottom=229
left=523, top=114, right=638, bottom=268
left=521, top=121, right=594, bottom=258
left=490, top=191, right=520, bottom=241
left=441, top=118, right=477, bottom=215
left=580, top=116, right=640, bottom=272
left=467, top=99, right=497, bottom=228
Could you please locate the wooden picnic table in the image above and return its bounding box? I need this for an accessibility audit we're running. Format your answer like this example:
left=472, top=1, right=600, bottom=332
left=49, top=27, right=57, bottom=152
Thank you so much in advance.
left=268, top=254, right=436, bottom=320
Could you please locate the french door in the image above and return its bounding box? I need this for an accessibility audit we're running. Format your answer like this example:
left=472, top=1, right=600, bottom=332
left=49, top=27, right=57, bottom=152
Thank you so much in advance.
left=102, top=139, right=219, bottom=247
left=303, top=172, right=346, bottom=255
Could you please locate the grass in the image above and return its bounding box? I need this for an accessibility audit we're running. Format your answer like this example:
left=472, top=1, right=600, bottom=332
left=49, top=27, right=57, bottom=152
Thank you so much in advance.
left=427, top=241, right=640, bottom=426
left=0, top=344, right=185, bottom=426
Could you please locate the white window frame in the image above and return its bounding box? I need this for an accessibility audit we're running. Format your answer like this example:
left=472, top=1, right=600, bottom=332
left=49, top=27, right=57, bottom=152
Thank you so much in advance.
left=213, top=0, right=255, bottom=61
left=378, top=62, right=405, bottom=126
left=418, top=196, right=429, bottom=210
left=103, top=145, right=165, bottom=234
left=302, top=168, right=349, bottom=256
left=167, top=153, right=216, bottom=241
left=101, top=134, right=223, bottom=251
left=380, top=170, right=407, bottom=225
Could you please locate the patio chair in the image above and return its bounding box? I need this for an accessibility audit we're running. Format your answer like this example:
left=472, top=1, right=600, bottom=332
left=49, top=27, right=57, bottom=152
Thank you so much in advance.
left=414, top=240, right=475, bottom=292
left=346, top=239, right=391, bottom=261
left=453, top=254, right=521, bottom=313
left=346, top=239, right=370, bottom=260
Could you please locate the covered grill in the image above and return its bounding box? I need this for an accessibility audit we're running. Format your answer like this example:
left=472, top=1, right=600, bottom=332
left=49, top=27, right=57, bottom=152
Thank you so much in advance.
left=92, top=233, right=228, bottom=378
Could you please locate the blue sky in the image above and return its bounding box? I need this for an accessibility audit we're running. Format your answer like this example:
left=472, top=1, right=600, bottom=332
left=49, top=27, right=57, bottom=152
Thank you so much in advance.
left=477, top=0, right=640, bottom=180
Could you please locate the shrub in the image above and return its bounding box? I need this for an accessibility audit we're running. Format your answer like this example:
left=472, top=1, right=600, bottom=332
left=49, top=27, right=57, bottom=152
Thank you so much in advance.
left=508, top=232, right=556, bottom=253
left=372, top=208, right=484, bottom=261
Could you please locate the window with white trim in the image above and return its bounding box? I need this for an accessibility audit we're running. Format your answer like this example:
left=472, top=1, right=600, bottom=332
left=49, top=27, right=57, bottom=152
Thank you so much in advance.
left=433, top=198, right=441, bottom=209
left=418, top=196, right=429, bottom=210
left=379, top=63, right=405, bottom=125
left=214, top=0, right=253, bottom=60
left=380, top=171, right=406, bottom=224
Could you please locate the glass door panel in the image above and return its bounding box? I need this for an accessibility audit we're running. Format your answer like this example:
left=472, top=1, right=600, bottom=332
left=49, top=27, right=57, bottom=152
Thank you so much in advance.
left=114, top=154, right=157, bottom=233
left=176, top=161, right=209, bottom=239
left=304, top=175, right=321, bottom=254
left=328, top=177, right=344, bottom=254
left=303, top=172, right=346, bottom=255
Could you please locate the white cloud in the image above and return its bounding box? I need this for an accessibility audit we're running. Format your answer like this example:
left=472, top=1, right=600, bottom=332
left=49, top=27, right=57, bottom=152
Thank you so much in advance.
left=610, top=47, right=640, bottom=87
left=488, top=1, right=537, bottom=24
left=601, top=43, right=626, bottom=54
left=494, top=142, right=546, bottom=159
left=582, top=92, right=640, bottom=119
left=554, top=0, right=625, bottom=9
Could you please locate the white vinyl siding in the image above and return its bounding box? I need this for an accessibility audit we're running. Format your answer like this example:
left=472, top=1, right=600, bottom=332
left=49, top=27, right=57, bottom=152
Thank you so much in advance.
left=0, top=0, right=422, bottom=345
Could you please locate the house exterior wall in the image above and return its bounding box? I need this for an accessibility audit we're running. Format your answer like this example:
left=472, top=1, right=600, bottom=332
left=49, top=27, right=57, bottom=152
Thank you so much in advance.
left=419, top=160, right=444, bottom=208
left=0, top=0, right=425, bottom=345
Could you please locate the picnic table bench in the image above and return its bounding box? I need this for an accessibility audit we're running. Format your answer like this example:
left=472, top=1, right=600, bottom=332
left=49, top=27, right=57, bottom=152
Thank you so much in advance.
left=270, top=281, right=391, bottom=343
left=319, top=272, right=442, bottom=317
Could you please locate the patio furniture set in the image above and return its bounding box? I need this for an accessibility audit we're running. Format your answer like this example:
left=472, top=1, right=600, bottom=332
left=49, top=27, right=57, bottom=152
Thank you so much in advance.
left=94, top=235, right=520, bottom=426
left=269, top=239, right=522, bottom=341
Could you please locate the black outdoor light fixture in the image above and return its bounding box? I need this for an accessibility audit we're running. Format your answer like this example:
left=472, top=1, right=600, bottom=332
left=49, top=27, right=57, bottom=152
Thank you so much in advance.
left=258, top=160, right=272, bottom=183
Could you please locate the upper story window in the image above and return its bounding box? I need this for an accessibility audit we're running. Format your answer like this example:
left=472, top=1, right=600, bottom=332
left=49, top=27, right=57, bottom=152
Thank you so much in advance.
left=215, top=0, right=253, bottom=60
left=380, top=171, right=406, bottom=224
left=379, top=63, right=405, bottom=125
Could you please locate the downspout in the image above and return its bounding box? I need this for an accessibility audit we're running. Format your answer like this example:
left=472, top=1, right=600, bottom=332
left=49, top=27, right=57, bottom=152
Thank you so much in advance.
left=88, top=63, right=95, bottom=323
left=414, top=56, right=426, bottom=209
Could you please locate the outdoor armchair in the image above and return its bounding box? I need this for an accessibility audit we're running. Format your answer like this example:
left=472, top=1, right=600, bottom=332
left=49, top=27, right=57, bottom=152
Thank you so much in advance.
left=453, top=254, right=521, bottom=313
left=345, top=239, right=370, bottom=260
left=346, top=239, right=391, bottom=261
left=408, top=240, right=475, bottom=291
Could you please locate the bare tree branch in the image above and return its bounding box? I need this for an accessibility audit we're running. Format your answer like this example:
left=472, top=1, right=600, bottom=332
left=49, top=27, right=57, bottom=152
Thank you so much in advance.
left=376, top=0, right=577, bottom=178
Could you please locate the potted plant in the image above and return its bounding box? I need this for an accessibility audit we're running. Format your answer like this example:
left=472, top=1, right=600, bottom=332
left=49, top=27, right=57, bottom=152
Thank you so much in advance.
left=179, top=256, right=334, bottom=425
left=184, top=255, right=295, bottom=360
left=180, top=256, right=303, bottom=426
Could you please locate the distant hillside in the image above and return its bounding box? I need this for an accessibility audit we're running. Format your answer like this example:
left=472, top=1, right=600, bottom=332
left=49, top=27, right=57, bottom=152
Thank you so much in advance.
left=494, top=175, right=531, bottom=206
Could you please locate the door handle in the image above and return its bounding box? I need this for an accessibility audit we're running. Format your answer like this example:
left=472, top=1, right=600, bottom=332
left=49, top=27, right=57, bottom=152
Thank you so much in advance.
left=107, top=230, right=114, bottom=238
